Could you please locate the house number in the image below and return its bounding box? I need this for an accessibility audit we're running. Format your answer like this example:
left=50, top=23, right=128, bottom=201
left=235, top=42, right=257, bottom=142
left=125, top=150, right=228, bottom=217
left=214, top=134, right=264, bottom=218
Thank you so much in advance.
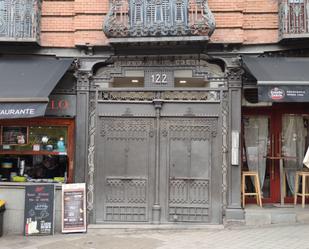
left=151, top=73, right=168, bottom=84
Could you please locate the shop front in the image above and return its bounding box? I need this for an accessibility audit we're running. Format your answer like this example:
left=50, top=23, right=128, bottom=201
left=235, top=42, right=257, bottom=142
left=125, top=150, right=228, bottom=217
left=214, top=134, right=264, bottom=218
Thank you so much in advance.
left=0, top=55, right=76, bottom=234
left=242, top=56, right=309, bottom=207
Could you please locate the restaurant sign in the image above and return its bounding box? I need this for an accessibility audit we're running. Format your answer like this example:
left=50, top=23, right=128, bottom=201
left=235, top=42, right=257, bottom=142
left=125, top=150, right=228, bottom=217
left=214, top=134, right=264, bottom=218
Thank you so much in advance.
left=0, top=103, right=48, bottom=119
left=258, top=85, right=309, bottom=102
left=46, top=95, right=76, bottom=117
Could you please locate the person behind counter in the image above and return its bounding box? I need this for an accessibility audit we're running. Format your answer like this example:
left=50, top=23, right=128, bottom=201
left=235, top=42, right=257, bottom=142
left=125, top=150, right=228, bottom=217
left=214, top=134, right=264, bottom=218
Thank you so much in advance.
left=33, top=155, right=66, bottom=179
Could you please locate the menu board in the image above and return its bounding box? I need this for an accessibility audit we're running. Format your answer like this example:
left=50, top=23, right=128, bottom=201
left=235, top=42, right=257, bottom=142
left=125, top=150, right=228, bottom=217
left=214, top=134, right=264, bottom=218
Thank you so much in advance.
left=24, top=184, right=55, bottom=236
left=62, top=183, right=87, bottom=233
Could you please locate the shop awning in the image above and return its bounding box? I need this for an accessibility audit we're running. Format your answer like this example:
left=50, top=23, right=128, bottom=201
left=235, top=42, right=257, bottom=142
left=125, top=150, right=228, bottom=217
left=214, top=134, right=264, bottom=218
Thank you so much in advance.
left=0, top=56, right=73, bottom=119
left=242, top=56, right=309, bottom=102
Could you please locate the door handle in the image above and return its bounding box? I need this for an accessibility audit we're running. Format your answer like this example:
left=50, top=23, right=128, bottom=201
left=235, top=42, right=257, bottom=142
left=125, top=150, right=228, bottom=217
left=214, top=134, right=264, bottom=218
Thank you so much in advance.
left=271, top=161, right=275, bottom=180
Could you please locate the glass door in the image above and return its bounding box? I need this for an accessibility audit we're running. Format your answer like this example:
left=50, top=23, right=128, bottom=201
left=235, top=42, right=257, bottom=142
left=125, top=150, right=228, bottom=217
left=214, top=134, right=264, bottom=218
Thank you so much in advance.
left=243, top=114, right=273, bottom=202
left=243, top=105, right=309, bottom=204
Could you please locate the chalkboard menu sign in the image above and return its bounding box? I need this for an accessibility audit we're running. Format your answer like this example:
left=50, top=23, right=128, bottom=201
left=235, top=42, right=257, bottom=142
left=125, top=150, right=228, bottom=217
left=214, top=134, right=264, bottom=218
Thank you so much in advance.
left=62, top=183, right=87, bottom=233
left=24, top=184, right=55, bottom=236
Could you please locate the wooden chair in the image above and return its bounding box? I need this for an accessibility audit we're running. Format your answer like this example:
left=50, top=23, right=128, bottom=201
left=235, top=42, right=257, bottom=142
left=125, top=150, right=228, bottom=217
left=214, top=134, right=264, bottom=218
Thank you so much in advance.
left=242, top=171, right=262, bottom=207
left=294, top=171, right=309, bottom=208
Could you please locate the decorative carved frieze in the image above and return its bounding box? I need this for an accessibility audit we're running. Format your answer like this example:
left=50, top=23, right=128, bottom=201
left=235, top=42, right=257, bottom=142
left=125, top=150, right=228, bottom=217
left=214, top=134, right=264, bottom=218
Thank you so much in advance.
left=103, top=0, right=215, bottom=38
left=0, top=0, right=41, bottom=42
left=98, top=90, right=221, bottom=102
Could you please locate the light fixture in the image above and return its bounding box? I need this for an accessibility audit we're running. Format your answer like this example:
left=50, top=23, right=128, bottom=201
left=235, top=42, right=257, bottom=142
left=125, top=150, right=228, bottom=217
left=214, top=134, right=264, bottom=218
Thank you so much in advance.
left=179, top=80, right=187, bottom=84
left=131, top=79, right=139, bottom=83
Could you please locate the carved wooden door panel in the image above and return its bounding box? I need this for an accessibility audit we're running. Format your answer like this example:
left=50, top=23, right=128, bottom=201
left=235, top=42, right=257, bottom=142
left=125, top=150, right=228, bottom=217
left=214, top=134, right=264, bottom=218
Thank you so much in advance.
left=95, top=118, right=155, bottom=222
left=160, top=118, right=216, bottom=222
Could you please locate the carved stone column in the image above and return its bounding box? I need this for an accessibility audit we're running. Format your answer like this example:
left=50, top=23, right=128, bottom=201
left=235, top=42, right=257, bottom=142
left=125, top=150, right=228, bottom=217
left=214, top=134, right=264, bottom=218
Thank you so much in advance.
left=75, top=69, right=97, bottom=221
left=75, top=70, right=92, bottom=183
left=225, top=66, right=245, bottom=220
left=152, top=99, right=162, bottom=224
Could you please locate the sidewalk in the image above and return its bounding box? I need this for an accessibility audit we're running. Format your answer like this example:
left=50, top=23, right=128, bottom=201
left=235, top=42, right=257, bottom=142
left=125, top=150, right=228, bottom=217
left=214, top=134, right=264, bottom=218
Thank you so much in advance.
left=1, top=224, right=309, bottom=249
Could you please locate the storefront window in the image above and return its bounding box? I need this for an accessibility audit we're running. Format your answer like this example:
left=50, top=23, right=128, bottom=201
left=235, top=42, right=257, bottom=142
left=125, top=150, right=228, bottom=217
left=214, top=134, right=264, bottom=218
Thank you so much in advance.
left=0, top=118, right=74, bottom=183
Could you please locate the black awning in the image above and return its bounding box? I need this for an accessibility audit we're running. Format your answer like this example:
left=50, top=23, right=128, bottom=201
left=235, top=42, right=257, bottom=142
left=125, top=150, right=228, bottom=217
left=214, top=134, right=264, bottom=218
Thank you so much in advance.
left=242, top=56, right=309, bottom=102
left=0, top=56, right=72, bottom=118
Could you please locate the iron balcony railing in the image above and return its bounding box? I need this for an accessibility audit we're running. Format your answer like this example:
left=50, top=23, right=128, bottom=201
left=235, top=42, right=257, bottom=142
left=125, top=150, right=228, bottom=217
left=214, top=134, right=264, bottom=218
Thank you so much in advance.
left=103, top=0, right=215, bottom=38
left=0, top=0, right=41, bottom=42
left=279, top=0, right=309, bottom=39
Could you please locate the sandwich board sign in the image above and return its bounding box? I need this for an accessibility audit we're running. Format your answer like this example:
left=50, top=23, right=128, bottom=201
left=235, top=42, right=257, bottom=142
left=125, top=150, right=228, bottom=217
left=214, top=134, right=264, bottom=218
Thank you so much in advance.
left=62, top=183, right=87, bottom=233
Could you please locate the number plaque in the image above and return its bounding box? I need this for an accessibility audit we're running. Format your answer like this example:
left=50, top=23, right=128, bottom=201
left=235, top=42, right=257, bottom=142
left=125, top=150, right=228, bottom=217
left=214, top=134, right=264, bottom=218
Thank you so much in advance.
left=145, top=70, right=174, bottom=88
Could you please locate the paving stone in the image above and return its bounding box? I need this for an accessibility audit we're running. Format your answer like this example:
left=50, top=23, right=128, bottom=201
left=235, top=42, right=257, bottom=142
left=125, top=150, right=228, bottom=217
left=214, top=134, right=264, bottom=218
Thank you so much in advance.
left=2, top=225, right=309, bottom=249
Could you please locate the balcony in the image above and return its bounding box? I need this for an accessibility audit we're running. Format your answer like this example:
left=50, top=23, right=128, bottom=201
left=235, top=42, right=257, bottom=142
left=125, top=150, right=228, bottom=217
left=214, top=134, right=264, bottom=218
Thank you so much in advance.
left=279, top=0, right=309, bottom=40
left=103, top=0, right=215, bottom=43
left=0, top=0, right=41, bottom=43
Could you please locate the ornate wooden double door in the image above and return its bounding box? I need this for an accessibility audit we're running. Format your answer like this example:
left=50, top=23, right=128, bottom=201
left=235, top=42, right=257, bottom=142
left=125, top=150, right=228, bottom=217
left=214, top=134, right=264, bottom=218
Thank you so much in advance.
left=94, top=102, right=220, bottom=223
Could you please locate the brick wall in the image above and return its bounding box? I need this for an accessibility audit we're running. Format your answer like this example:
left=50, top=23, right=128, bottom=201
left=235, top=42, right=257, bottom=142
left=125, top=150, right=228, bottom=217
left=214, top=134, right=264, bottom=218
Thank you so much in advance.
left=40, top=0, right=279, bottom=47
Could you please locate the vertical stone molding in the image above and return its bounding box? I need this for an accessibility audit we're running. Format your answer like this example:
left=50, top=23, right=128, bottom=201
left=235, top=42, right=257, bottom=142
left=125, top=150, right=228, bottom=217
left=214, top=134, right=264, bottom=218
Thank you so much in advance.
left=225, top=65, right=244, bottom=220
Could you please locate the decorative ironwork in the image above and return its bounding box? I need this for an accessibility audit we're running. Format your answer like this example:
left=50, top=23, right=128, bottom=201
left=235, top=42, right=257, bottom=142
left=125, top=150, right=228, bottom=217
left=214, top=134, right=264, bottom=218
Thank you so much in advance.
left=169, top=178, right=209, bottom=204
left=99, top=90, right=221, bottom=102
left=221, top=90, right=228, bottom=211
left=161, top=90, right=220, bottom=101
left=103, top=0, right=215, bottom=38
left=87, top=90, right=98, bottom=211
left=279, top=0, right=309, bottom=38
left=106, top=177, right=147, bottom=203
left=0, top=0, right=41, bottom=42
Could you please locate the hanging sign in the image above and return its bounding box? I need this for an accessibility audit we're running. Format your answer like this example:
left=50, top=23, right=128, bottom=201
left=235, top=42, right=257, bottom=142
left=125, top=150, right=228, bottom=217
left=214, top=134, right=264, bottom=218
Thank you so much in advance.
left=24, top=184, right=55, bottom=236
left=62, top=183, right=87, bottom=233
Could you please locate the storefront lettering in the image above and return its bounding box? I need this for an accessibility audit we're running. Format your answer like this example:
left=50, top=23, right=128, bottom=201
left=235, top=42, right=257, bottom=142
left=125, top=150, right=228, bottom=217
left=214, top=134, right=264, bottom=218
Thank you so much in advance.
left=0, top=108, right=35, bottom=115
left=49, top=100, right=69, bottom=110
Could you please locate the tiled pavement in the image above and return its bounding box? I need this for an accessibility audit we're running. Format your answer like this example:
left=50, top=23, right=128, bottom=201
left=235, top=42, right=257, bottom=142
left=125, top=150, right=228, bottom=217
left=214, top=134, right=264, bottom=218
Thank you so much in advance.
left=1, top=224, right=309, bottom=249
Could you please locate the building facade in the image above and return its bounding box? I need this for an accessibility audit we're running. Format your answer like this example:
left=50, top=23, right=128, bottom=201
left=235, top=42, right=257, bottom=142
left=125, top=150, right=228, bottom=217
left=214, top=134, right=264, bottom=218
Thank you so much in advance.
left=0, top=0, right=309, bottom=233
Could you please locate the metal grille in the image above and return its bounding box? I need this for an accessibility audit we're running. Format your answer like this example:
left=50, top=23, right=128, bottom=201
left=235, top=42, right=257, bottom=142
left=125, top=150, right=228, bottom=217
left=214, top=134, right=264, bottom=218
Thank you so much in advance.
left=0, top=0, right=40, bottom=41
left=104, top=0, right=215, bottom=37
left=280, top=0, right=309, bottom=36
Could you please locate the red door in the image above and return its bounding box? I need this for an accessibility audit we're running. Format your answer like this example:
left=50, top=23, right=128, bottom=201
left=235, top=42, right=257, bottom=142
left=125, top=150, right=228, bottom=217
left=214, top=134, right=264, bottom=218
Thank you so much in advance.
left=242, top=104, right=309, bottom=204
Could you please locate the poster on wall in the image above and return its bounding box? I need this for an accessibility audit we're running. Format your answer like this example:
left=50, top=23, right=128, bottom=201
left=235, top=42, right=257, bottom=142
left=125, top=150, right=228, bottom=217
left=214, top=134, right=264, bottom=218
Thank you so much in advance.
left=24, top=184, right=55, bottom=236
left=62, top=183, right=87, bottom=233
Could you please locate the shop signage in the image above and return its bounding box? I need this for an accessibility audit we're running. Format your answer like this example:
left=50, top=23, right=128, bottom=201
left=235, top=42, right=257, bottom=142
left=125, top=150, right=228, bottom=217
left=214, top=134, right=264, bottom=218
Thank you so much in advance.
left=62, top=183, right=87, bottom=233
left=46, top=95, right=76, bottom=117
left=24, top=184, right=55, bottom=236
left=0, top=103, right=48, bottom=119
left=258, top=85, right=309, bottom=102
